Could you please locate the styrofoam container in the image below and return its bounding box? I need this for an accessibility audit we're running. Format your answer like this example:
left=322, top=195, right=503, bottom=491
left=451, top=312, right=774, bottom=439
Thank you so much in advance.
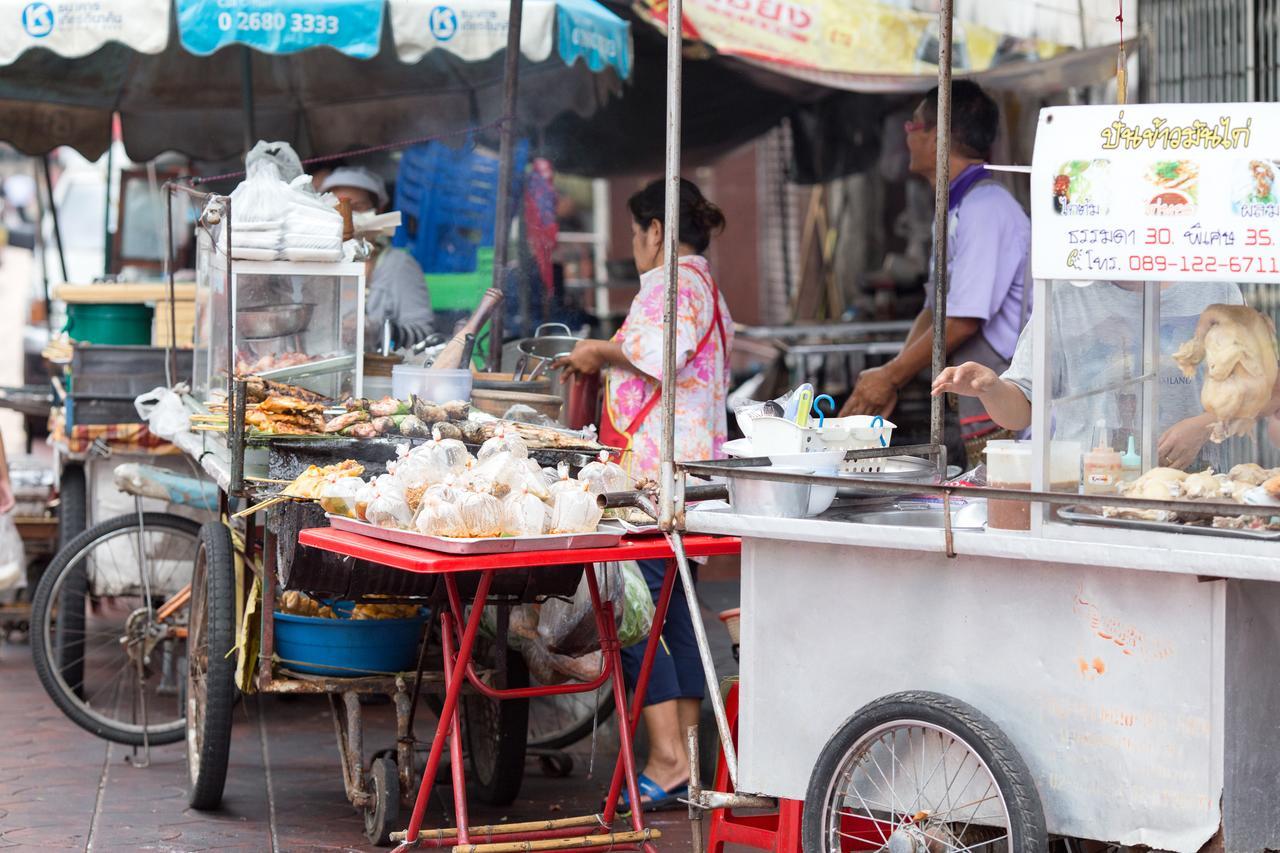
left=391, top=366, right=472, bottom=402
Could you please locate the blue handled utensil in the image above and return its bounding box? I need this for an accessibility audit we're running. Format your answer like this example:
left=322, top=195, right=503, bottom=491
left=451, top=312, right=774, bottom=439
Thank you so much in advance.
left=871, top=415, right=887, bottom=447
left=812, top=394, right=836, bottom=428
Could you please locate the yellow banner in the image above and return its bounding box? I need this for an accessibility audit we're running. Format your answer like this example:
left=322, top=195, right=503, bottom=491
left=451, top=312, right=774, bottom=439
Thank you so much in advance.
left=640, top=0, right=1069, bottom=76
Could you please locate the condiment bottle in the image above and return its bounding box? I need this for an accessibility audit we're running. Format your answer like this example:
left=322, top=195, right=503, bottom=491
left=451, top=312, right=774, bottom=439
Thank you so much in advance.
left=1120, top=436, right=1142, bottom=485
left=1082, top=420, right=1123, bottom=495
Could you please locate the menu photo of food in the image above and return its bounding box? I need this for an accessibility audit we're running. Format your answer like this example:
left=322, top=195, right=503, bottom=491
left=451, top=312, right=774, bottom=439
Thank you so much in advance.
left=1232, top=159, right=1280, bottom=217
left=1052, top=159, right=1111, bottom=216
left=1144, top=159, right=1200, bottom=217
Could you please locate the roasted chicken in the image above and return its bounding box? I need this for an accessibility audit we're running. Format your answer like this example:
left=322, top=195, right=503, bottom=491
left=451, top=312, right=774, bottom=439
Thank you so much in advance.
left=1172, top=304, right=1279, bottom=442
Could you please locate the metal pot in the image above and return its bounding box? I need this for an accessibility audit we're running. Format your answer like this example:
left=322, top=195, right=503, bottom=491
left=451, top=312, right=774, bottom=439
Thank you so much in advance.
left=511, top=323, right=586, bottom=423
left=238, top=302, right=315, bottom=340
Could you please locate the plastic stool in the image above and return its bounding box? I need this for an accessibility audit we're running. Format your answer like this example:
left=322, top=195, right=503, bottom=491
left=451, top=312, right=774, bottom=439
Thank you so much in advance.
left=707, top=680, right=803, bottom=853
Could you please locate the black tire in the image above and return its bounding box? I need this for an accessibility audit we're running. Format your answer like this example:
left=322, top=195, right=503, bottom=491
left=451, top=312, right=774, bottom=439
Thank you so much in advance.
left=364, top=756, right=400, bottom=847
left=463, top=643, right=529, bottom=806
left=54, top=463, right=88, bottom=694
left=802, top=691, right=1047, bottom=853
left=186, top=522, right=237, bottom=811
left=30, top=512, right=200, bottom=746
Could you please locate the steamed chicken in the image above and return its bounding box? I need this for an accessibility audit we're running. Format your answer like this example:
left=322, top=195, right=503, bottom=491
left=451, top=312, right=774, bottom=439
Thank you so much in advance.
left=1172, top=304, right=1279, bottom=442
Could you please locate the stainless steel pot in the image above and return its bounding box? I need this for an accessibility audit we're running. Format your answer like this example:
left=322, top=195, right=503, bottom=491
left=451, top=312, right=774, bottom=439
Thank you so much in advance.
left=238, top=302, right=315, bottom=340
left=512, top=323, right=581, bottom=381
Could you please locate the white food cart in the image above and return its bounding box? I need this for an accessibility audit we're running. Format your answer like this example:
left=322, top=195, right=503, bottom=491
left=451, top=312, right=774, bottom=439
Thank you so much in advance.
left=676, top=101, right=1280, bottom=852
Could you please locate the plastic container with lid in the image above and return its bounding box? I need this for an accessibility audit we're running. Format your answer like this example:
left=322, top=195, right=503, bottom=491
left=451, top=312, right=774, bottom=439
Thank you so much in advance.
left=391, top=366, right=472, bottom=403
left=984, top=440, right=1083, bottom=530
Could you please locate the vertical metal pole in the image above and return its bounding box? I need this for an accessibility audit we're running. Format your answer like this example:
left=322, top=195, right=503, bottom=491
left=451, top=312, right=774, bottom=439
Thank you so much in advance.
left=103, top=141, right=114, bottom=277
left=658, top=0, right=684, bottom=531
left=164, top=184, right=178, bottom=386
left=1029, top=277, right=1049, bottom=535
left=929, top=0, right=954, bottom=458
left=42, top=155, right=68, bottom=284
left=487, top=0, right=525, bottom=371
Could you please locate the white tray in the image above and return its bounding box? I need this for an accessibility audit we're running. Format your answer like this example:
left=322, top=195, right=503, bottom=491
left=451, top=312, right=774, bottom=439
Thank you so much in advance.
left=326, top=514, right=624, bottom=554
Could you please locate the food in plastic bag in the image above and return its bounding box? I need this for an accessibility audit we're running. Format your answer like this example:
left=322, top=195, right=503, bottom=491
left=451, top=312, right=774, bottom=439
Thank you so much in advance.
left=478, top=425, right=529, bottom=461
left=464, top=450, right=518, bottom=498
left=537, top=562, right=658, bottom=656
left=549, top=481, right=603, bottom=534
left=578, top=451, right=630, bottom=495
left=548, top=461, right=579, bottom=498
left=391, top=443, right=450, bottom=492
left=424, top=424, right=472, bottom=474
left=365, top=477, right=412, bottom=529
left=319, top=477, right=363, bottom=518
left=502, top=488, right=549, bottom=537
left=414, top=494, right=469, bottom=538
left=458, top=488, right=503, bottom=537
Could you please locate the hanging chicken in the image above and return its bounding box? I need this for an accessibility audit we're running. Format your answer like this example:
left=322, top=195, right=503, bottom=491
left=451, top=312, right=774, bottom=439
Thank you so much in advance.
left=1172, top=304, right=1279, bottom=442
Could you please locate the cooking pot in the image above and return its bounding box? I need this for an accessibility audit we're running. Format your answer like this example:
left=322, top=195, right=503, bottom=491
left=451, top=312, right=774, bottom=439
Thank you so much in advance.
left=511, top=323, right=582, bottom=382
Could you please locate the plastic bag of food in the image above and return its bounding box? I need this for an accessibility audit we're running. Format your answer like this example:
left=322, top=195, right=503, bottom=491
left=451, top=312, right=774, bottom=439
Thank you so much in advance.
left=354, top=480, right=379, bottom=521
left=319, top=477, right=363, bottom=518
left=392, top=443, right=450, bottom=492
left=458, top=488, right=503, bottom=537
left=537, top=562, right=657, bottom=656
left=502, top=488, right=549, bottom=537
left=465, top=450, right=520, bottom=498
left=578, top=450, right=630, bottom=495
left=430, top=423, right=472, bottom=472
left=549, top=481, right=603, bottom=534
left=478, top=425, right=529, bottom=461
left=414, top=494, right=469, bottom=538
left=548, top=461, right=579, bottom=498
left=366, top=478, right=412, bottom=529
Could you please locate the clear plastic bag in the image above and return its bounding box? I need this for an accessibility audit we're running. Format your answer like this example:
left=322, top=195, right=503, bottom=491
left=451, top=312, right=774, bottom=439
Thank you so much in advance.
left=478, top=425, right=529, bottom=461
left=229, top=158, right=293, bottom=226
left=458, top=488, right=503, bottom=537
left=365, top=477, right=412, bottom=529
left=319, top=477, right=363, bottom=518
left=501, top=488, right=549, bottom=537
left=578, top=451, right=630, bottom=495
left=414, top=494, right=469, bottom=538
left=548, top=461, right=578, bottom=498
left=548, top=481, right=603, bottom=534
left=391, top=443, right=450, bottom=492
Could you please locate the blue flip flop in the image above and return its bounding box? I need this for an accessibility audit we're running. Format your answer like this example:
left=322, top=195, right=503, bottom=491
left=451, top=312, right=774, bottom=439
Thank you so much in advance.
left=616, top=773, right=689, bottom=814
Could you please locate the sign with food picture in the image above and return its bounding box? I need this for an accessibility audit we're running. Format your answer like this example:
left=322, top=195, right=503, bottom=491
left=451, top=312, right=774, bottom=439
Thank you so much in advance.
left=1031, top=103, right=1280, bottom=283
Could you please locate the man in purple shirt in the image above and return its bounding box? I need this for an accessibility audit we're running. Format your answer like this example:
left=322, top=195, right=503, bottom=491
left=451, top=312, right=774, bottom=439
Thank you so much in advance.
left=842, top=80, right=1030, bottom=465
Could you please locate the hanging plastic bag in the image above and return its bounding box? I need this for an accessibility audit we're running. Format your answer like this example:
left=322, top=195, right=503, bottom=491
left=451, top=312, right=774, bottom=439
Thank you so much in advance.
left=0, top=514, right=23, bottom=593
left=537, top=562, right=655, bottom=656
left=548, top=481, right=603, bottom=534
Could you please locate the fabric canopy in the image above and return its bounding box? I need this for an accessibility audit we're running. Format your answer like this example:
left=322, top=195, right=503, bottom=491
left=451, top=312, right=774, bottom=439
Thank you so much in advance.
left=0, top=0, right=631, bottom=161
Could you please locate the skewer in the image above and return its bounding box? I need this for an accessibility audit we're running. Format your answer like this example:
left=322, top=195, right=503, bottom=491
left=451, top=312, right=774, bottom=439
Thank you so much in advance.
left=232, top=495, right=292, bottom=519
left=243, top=476, right=292, bottom=484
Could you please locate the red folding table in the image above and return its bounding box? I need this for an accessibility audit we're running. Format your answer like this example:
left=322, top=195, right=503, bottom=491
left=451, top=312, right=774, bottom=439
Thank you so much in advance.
left=297, top=527, right=741, bottom=853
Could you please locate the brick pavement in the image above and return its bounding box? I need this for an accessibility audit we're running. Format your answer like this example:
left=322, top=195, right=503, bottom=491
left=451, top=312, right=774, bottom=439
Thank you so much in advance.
left=0, top=578, right=747, bottom=852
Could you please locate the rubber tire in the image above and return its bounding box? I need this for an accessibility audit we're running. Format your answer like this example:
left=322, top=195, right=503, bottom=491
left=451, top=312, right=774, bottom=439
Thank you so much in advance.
left=364, top=756, right=400, bottom=847
left=802, top=690, right=1047, bottom=853
left=528, top=690, right=616, bottom=751
left=54, top=463, right=88, bottom=694
left=31, top=512, right=200, bottom=746
left=464, top=644, right=530, bottom=807
left=186, top=522, right=237, bottom=811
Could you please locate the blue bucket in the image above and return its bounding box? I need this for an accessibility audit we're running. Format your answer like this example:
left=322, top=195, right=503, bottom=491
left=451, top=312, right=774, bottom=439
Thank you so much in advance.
left=274, top=607, right=429, bottom=677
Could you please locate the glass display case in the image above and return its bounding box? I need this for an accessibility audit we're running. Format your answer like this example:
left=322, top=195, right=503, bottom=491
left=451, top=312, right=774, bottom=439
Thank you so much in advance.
left=1023, top=102, right=1280, bottom=539
left=193, top=233, right=365, bottom=402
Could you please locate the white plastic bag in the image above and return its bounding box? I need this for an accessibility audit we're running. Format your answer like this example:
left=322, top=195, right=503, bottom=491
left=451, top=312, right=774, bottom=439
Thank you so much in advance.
left=319, top=478, right=362, bottom=518
left=134, top=386, right=191, bottom=439
left=458, top=488, right=503, bottom=537
left=0, top=514, right=24, bottom=592
left=414, top=495, right=469, bottom=538
left=548, top=481, right=603, bottom=534
left=501, top=488, right=549, bottom=537
left=578, top=451, right=630, bottom=495
left=229, top=158, right=293, bottom=226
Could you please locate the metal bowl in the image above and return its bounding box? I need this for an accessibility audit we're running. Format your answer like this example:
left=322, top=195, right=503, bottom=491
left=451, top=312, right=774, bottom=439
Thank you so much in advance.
left=726, top=466, right=814, bottom=518
left=238, top=303, right=315, bottom=339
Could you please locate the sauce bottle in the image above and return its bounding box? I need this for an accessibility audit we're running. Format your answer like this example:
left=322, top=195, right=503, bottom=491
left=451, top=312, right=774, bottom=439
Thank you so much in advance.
left=1120, top=436, right=1142, bottom=485
left=1083, top=420, right=1123, bottom=495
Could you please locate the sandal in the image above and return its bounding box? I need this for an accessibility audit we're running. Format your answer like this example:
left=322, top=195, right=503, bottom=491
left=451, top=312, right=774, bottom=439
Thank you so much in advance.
left=614, top=773, right=690, bottom=815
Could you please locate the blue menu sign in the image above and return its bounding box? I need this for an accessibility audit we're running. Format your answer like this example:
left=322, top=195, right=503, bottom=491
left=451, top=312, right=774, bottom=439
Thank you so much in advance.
left=178, top=0, right=385, bottom=58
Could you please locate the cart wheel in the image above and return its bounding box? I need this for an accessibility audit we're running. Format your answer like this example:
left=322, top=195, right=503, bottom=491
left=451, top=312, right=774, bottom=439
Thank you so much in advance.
left=364, top=756, right=400, bottom=847
left=54, top=462, right=88, bottom=694
left=802, top=691, right=1046, bottom=853
left=538, top=753, right=574, bottom=778
left=186, top=523, right=237, bottom=811
left=463, top=642, right=530, bottom=806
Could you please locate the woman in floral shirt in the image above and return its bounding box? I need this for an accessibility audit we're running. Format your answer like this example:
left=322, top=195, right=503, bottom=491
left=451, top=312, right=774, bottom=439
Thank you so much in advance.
left=555, top=178, right=732, bottom=812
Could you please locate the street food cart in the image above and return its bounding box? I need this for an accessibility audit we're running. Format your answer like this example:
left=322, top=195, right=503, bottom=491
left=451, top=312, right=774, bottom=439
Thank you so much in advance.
left=671, top=100, right=1280, bottom=852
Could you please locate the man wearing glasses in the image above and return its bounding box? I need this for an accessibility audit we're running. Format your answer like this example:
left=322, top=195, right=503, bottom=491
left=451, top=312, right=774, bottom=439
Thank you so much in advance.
left=841, top=80, right=1031, bottom=468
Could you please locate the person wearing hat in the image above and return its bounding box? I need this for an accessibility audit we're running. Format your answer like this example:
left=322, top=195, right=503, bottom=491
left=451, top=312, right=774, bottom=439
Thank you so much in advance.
left=320, top=166, right=435, bottom=348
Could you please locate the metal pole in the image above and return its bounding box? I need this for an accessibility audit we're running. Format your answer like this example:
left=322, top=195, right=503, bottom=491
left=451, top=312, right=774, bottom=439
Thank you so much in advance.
left=929, top=0, right=954, bottom=457
left=41, top=155, right=68, bottom=284
left=103, top=141, right=114, bottom=277
left=658, top=0, right=684, bottom=531
left=164, top=184, right=178, bottom=386
left=486, top=0, right=525, bottom=371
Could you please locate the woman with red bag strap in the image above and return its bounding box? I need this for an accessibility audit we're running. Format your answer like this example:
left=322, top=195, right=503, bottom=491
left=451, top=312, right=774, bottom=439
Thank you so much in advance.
left=553, top=178, right=733, bottom=812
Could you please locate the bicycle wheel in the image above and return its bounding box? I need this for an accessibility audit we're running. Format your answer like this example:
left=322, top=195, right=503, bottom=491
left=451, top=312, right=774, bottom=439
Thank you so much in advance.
left=527, top=681, right=616, bottom=752
left=803, top=691, right=1046, bottom=853
left=31, top=512, right=200, bottom=746
left=186, top=522, right=237, bottom=811
left=54, top=463, right=88, bottom=693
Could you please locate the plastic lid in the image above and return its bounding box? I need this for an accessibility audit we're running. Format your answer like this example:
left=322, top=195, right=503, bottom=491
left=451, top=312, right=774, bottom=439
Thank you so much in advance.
left=1121, top=435, right=1141, bottom=468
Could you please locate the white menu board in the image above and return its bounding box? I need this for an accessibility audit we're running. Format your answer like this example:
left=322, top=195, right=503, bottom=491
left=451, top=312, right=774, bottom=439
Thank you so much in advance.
left=1031, top=103, right=1280, bottom=283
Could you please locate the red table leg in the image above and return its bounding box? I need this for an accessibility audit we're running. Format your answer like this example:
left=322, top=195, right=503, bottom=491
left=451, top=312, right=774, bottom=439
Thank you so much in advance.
left=439, top=614, right=471, bottom=846
left=399, top=570, right=494, bottom=849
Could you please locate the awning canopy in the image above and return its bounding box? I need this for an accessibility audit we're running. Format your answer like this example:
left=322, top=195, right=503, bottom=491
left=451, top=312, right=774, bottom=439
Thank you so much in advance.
left=0, top=0, right=632, bottom=161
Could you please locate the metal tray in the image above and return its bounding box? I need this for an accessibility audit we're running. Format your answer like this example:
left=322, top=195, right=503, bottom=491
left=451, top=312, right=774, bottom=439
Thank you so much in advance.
left=257, top=353, right=356, bottom=382
left=837, top=455, right=940, bottom=497
left=326, top=515, right=624, bottom=554
left=1058, top=506, right=1280, bottom=541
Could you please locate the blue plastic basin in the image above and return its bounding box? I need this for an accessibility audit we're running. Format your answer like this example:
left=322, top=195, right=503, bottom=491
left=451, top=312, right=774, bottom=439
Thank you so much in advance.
left=274, top=608, right=428, bottom=677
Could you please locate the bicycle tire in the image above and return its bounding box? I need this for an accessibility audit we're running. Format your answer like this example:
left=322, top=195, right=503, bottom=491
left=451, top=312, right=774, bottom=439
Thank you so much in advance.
left=802, top=690, right=1047, bottom=853
left=528, top=688, right=616, bottom=751
left=54, top=463, right=88, bottom=693
left=31, top=512, right=200, bottom=746
left=186, top=522, right=237, bottom=811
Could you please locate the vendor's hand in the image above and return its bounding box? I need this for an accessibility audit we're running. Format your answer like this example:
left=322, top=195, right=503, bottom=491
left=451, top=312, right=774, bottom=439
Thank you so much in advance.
left=1157, top=415, right=1214, bottom=470
left=931, top=362, right=1000, bottom=399
left=552, top=340, right=607, bottom=377
left=0, top=478, right=13, bottom=515
left=840, top=366, right=898, bottom=418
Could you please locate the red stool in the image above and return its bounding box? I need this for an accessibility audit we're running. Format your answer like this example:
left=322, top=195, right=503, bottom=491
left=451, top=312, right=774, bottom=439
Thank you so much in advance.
left=706, top=680, right=803, bottom=853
